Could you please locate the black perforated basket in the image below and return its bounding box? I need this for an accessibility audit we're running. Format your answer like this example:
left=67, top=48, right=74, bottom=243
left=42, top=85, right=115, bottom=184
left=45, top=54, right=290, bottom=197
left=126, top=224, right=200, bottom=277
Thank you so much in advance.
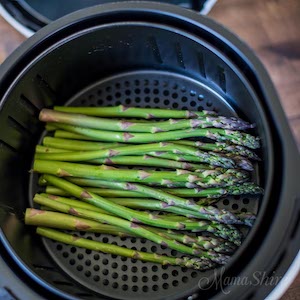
left=0, top=2, right=299, bottom=300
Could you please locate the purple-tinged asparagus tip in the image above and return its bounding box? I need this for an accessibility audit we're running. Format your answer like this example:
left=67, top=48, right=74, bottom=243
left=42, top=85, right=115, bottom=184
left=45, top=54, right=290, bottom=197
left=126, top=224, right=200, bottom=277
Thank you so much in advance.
left=119, top=121, right=134, bottom=130
left=146, top=113, right=155, bottom=119
left=81, top=191, right=92, bottom=198
left=75, top=220, right=91, bottom=230
left=182, top=162, right=193, bottom=170
left=104, top=158, right=113, bottom=164
left=130, top=221, right=140, bottom=228
left=152, top=127, right=164, bottom=133
left=123, top=132, right=134, bottom=141
left=161, top=202, right=170, bottom=208
left=125, top=183, right=138, bottom=190
left=161, top=179, right=174, bottom=186
left=120, top=105, right=129, bottom=111
left=176, top=169, right=190, bottom=175
left=108, top=149, right=120, bottom=157
left=186, top=200, right=196, bottom=206
left=160, top=142, right=169, bottom=147
left=57, top=168, right=72, bottom=177
left=160, top=241, right=169, bottom=247
left=186, top=111, right=197, bottom=118
left=72, top=235, right=80, bottom=241
left=177, top=223, right=186, bottom=230
left=153, top=151, right=165, bottom=156
left=133, top=251, right=142, bottom=259
left=69, top=208, right=79, bottom=216
left=149, top=214, right=159, bottom=220
left=138, top=171, right=151, bottom=179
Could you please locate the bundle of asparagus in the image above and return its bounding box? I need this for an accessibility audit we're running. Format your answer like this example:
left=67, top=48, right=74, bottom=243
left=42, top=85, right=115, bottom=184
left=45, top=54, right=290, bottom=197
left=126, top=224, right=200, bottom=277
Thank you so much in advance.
left=26, top=105, right=263, bottom=271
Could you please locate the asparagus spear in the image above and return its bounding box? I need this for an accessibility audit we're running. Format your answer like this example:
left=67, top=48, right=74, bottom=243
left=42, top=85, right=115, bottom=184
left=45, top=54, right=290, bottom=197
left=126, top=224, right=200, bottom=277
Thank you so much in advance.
left=225, top=154, right=254, bottom=171
left=52, top=129, right=261, bottom=162
left=26, top=208, right=128, bottom=235
left=38, top=173, right=245, bottom=225
left=37, top=227, right=216, bottom=270
left=45, top=186, right=147, bottom=198
left=40, top=109, right=254, bottom=132
left=29, top=206, right=236, bottom=254
left=43, top=137, right=124, bottom=151
left=34, top=160, right=248, bottom=188
left=42, top=137, right=260, bottom=162
left=40, top=192, right=224, bottom=222
left=33, top=193, right=229, bottom=264
left=54, top=105, right=216, bottom=119
left=36, top=145, right=72, bottom=154
left=174, top=141, right=260, bottom=161
left=149, top=152, right=253, bottom=171
left=36, top=150, right=220, bottom=172
left=50, top=123, right=260, bottom=149
left=35, top=142, right=236, bottom=169
left=87, top=155, right=214, bottom=171
left=40, top=193, right=195, bottom=223
left=42, top=174, right=244, bottom=226
left=38, top=190, right=242, bottom=245
left=45, top=178, right=263, bottom=199
left=54, top=130, right=101, bottom=141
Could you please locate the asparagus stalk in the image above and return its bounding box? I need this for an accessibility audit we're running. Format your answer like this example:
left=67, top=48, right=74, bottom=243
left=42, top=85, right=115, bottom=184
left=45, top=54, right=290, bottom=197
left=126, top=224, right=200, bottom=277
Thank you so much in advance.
left=35, top=142, right=236, bottom=169
left=46, top=178, right=263, bottom=199
left=38, top=190, right=242, bottom=244
left=40, top=192, right=221, bottom=222
left=42, top=137, right=124, bottom=151
left=45, top=186, right=146, bottom=198
left=40, top=109, right=254, bottom=132
left=54, top=130, right=101, bottom=141
left=34, top=160, right=248, bottom=188
left=44, top=184, right=261, bottom=201
left=158, top=230, right=236, bottom=254
left=225, top=154, right=254, bottom=171
left=42, top=137, right=259, bottom=163
left=26, top=208, right=128, bottom=235
left=174, top=141, right=260, bottom=161
left=51, top=123, right=260, bottom=149
left=43, top=176, right=243, bottom=224
left=88, top=155, right=214, bottom=171
left=42, top=174, right=244, bottom=226
left=37, top=152, right=240, bottom=175
left=36, top=145, right=71, bottom=154
left=149, top=152, right=253, bottom=171
left=37, top=177, right=234, bottom=229
left=37, top=227, right=216, bottom=270
left=30, top=205, right=236, bottom=254
left=40, top=193, right=193, bottom=223
left=39, top=141, right=251, bottom=173
left=33, top=193, right=229, bottom=264
left=42, top=192, right=255, bottom=228
left=54, top=105, right=216, bottom=119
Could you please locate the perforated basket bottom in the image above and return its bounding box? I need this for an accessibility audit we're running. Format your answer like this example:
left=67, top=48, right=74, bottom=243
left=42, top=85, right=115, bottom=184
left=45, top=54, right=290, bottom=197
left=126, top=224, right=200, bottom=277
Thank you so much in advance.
left=36, top=70, right=259, bottom=299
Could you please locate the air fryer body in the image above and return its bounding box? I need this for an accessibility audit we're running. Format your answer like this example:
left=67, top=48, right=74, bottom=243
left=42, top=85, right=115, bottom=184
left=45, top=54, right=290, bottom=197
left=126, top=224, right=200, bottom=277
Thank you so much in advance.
left=0, top=3, right=299, bottom=300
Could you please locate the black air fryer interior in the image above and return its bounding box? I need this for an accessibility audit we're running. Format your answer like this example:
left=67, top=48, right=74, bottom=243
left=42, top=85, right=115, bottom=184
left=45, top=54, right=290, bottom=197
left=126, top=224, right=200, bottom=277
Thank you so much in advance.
left=0, top=0, right=208, bottom=33
left=0, top=3, right=299, bottom=300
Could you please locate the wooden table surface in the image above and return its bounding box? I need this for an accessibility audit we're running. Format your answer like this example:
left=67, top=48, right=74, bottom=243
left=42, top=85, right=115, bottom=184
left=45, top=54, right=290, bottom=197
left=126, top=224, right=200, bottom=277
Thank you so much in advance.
left=0, top=0, right=299, bottom=299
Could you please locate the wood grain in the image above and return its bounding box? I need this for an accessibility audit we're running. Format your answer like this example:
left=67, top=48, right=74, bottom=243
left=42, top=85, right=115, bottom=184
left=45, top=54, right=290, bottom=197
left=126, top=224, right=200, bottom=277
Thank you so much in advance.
left=210, top=0, right=300, bottom=148
left=0, top=0, right=299, bottom=298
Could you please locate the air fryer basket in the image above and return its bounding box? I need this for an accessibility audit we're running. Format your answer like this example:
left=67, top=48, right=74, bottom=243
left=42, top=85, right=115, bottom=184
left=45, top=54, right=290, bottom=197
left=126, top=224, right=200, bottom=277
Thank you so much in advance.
left=0, top=2, right=299, bottom=300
